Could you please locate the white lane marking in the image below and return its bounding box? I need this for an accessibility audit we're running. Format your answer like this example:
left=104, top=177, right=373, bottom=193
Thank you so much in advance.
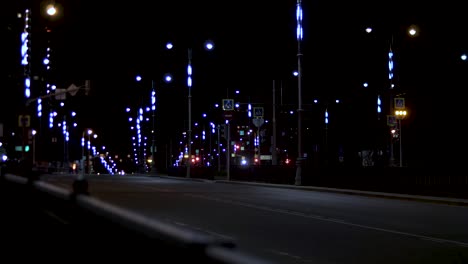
left=43, top=210, right=69, bottom=225
left=267, top=249, right=315, bottom=262
left=186, top=194, right=468, bottom=248
left=171, top=220, right=234, bottom=241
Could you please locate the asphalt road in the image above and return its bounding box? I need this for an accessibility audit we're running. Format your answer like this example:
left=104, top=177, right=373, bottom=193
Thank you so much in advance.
left=38, top=173, right=468, bottom=264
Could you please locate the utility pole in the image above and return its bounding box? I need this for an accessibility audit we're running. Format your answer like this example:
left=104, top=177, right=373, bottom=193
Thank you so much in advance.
left=272, top=80, right=277, bottom=165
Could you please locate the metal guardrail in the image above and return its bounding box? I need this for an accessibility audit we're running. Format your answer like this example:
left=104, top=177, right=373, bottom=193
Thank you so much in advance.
left=0, top=171, right=273, bottom=264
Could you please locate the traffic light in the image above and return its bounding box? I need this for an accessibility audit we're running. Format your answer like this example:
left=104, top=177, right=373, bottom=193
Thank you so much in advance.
left=24, top=145, right=30, bottom=152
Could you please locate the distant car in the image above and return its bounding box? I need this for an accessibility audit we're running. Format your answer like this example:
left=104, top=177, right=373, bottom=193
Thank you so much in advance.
left=0, top=147, right=7, bottom=164
left=0, top=147, right=7, bottom=175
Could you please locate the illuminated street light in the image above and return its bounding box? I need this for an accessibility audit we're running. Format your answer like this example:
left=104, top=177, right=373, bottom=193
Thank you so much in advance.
left=187, top=49, right=193, bottom=178
left=46, top=5, right=57, bottom=16
left=166, top=40, right=214, bottom=178
left=20, top=9, right=31, bottom=99
left=364, top=24, right=417, bottom=166
left=295, top=0, right=304, bottom=186
left=89, top=133, right=98, bottom=174
left=31, top=129, right=37, bottom=166
left=387, top=26, right=417, bottom=166
left=150, top=80, right=156, bottom=174
left=72, top=128, right=92, bottom=195
left=134, top=76, right=148, bottom=173
left=164, top=73, right=173, bottom=83
left=408, top=25, right=419, bottom=37
left=80, top=129, right=93, bottom=179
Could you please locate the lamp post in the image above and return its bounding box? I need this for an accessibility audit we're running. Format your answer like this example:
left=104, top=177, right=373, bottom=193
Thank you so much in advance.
left=89, top=133, right=97, bottom=174
left=187, top=48, right=193, bottom=178
left=73, top=128, right=91, bottom=195
left=294, top=0, right=304, bottom=186
left=80, top=129, right=92, bottom=179
left=134, top=75, right=150, bottom=173
left=387, top=26, right=418, bottom=166
left=165, top=40, right=214, bottom=178
left=388, top=41, right=396, bottom=166
left=150, top=80, right=157, bottom=175
left=125, top=107, right=138, bottom=172
left=31, top=129, right=37, bottom=166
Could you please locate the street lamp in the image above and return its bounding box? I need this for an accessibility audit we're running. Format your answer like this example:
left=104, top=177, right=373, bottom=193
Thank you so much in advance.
left=135, top=76, right=147, bottom=173
left=131, top=72, right=173, bottom=174
left=72, top=128, right=92, bottom=195
left=187, top=48, right=193, bottom=178
left=388, top=26, right=417, bottom=166
left=80, top=129, right=92, bottom=179
left=150, top=80, right=156, bottom=175
left=89, top=133, right=98, bottom=174
left=73, top=129, right=93, bottom=194
left=45, top=4, right=57, bottom=16
left=295, top=0, right=304, bottom=186
left=166, top=40, right=214, bottom=178
left=365, top=24, right=417, bottom=166
left=136, top=72, right=174, bottom=175
left=31, top=129, right=37, bottom=166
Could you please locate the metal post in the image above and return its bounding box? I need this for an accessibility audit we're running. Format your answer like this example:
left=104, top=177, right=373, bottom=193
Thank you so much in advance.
left=388, top=41, right=395, bottom=167
left=295, top=0, right=304, bottom=186
left=32, top=132, right=36, bottom=166
left=79, top=130, right=85, bottom=180
left=399, top=119, right=403, bottom=167
left=183, top=42, right=213, bottom=177
left=74, top=129, right=89, bottom=195
left=325, top=108, right=329, bottom=167
left=62, top=115, right=69, bottom=171
left=226, top=122, right=230, bottom=180
left=151, top=113, right=156, bottom=173
left=151, top=80, right=157, bottom=175
left=87, top=133, right=91, bottom=175
left=272, top=80, right=277, bottom=165
left=217, top=124, right=221, bottom=173
left=186, top=48, right=192, bottom=178
left=257, top=127, right=261, bottom=164
left=208, top=123, right=212, bottom=166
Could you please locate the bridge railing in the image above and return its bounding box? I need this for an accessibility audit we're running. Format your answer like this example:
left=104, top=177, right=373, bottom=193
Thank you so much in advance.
left=0, top=171, right=272, bottom=264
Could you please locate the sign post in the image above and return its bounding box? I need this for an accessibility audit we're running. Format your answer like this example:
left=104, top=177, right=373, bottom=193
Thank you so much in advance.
left=222, top=99, right=234, bottom=180
left=18, top=114, right=31, bottom=160
left=252, top=107, right=264, bottom=164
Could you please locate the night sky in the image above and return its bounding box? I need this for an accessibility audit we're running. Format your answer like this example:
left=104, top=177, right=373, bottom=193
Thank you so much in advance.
left=1, top=1, right=467, bottom=167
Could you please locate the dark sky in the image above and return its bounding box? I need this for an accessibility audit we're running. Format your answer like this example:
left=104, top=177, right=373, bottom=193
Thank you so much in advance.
left=2, top=0, right=467, bottom=163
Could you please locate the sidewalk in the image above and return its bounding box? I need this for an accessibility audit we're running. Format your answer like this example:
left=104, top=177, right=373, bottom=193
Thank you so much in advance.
left=157, top=174, right=468, bottom=207
left=218, top=180, right=468, bottom=206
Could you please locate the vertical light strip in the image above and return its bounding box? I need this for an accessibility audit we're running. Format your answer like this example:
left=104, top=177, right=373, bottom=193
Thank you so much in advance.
left=21, top=9, right=31, bottom=99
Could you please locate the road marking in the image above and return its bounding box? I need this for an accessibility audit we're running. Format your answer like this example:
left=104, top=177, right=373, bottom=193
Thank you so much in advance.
left=170, top=220, right=234, bottom=241
left=43, top=210, right=69, bottom=225
left=267, top=249, right=315, bottom=262
left=187, top=194, right=468, bottom=248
